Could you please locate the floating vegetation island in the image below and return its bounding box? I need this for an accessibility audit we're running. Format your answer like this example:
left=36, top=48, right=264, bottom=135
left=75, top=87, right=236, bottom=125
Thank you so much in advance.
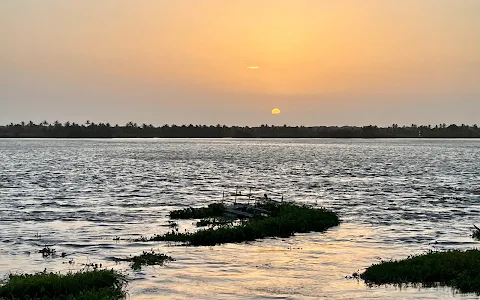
left=169, top=203, right=226, bottom=219
left=140, top=200, right=340, bottom=246
left=361, top=249, right=480, bottom=294
left=111, top=251, right=175, bottom=271
left=0, top=269, right=126, bottom=300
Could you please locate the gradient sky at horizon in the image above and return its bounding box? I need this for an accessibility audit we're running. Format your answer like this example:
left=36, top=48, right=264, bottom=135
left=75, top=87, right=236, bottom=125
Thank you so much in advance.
left=1, top=0, right=479, bottom=126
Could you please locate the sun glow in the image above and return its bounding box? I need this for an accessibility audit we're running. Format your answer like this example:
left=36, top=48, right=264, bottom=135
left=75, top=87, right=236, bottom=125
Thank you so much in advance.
left=271, top=108, right=281, bottom=115
left=3, top=0, right=478, bottom=121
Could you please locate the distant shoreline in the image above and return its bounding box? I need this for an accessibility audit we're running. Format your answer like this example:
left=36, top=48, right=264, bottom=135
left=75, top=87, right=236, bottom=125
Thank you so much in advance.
left=2, top=137, right=480, bottom=139
left=1, top=122, right=479, bottom=138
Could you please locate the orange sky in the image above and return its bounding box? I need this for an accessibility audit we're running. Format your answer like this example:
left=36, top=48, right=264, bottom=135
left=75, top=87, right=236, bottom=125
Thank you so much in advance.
left=1, top=1, right=479, bottom=125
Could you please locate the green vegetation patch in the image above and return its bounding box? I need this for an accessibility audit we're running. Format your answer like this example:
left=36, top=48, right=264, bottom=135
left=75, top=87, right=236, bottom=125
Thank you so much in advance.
left=0, top=269, right=126, bottom=300
left=169, top=203, right=225, bottom=219
left=112, top=251, right=174, bottom=270
left=145, top=202, right=339, bottom=246
left=361, top=250, right=480, bottom=294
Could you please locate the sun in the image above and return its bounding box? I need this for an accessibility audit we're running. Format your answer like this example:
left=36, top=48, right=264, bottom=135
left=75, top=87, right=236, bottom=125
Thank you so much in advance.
left=271, top=108, right=281, bottom=115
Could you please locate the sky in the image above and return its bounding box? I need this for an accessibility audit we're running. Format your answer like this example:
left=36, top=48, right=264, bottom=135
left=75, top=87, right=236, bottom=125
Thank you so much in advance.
left=1, top=0, right=479, bottom=126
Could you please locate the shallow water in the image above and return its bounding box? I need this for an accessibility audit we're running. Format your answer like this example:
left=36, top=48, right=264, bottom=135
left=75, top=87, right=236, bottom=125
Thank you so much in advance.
left=1, top=138, right=479, bottom=299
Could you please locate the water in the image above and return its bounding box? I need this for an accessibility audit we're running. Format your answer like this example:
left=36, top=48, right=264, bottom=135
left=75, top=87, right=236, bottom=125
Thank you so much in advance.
left=1, top=138, right=479, bottom=299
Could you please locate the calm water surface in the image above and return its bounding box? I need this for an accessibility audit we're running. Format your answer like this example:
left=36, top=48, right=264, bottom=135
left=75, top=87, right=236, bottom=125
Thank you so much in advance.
left=1, top=139, right=480, bottom=299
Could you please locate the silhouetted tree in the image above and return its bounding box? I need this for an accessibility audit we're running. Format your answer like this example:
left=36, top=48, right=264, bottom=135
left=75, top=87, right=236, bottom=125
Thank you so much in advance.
left=1, top=122, right=480, bottom=138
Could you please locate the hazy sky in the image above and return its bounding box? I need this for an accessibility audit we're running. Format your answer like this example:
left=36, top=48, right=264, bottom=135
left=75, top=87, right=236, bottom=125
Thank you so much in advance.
left=1, top=1, right=479, bottom=126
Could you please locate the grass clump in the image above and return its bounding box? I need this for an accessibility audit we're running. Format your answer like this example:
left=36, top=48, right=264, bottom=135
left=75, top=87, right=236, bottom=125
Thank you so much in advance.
left=39, top=246, right=56, bottom=257
left=146, top=202, right=339, bottom=246
left=473, top=230, right=480, bottom=240
left=112, top=251, right=174, bottom=270
left=0, top=269, right=126, bottom=299
left=169, top=203, right=225, bottom=219
left=472, top=225, right=480, bottom=240
left=361, top=249, right=480, bottom=294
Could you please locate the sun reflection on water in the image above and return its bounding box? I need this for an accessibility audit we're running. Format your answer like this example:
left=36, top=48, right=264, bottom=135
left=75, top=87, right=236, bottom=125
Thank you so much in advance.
left=1, top=139, right=479, bottom=299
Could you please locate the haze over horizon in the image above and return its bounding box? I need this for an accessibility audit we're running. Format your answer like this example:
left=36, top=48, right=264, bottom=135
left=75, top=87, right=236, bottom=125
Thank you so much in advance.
left=2, top=1, right=479, bottom=126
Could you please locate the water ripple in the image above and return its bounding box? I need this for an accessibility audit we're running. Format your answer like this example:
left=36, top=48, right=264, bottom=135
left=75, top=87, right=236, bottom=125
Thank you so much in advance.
left=0, top=138, right=479, bottom=299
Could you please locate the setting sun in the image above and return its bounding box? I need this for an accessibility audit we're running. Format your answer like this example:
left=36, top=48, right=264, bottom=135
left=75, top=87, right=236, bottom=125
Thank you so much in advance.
left=1, top=1, right=479, bottom=126
left=271, top=108, right=281, bottom=115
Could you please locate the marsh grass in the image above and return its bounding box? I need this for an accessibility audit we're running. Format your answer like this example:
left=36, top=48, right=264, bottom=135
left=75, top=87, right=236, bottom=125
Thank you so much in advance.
left=112, top=251, right=174, bottom=270
left=145, top=202, right=339, bottom=246
left=196, top=217, right=235, bottom=228
left=169, top=203, right=225, bottom=219
left=0, top=269, right=126, bottom=299
left=361, top=249, right=480, bottom=294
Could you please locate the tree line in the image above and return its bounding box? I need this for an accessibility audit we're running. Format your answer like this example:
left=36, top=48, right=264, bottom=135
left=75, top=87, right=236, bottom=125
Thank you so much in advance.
left=0, top=121, right=479, bottom=138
